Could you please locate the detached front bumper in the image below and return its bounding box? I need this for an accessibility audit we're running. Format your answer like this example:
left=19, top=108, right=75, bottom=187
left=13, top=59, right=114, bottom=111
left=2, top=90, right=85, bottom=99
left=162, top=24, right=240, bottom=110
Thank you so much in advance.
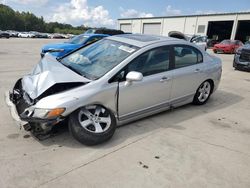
left=5, top=91, right=27, bottom=129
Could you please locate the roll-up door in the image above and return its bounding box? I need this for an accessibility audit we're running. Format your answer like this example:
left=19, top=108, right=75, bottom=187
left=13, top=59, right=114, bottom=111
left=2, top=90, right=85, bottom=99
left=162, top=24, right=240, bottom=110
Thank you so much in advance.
left=120, top=24, right=132, bottom=33
left=143, top=23, right=161, bottom=35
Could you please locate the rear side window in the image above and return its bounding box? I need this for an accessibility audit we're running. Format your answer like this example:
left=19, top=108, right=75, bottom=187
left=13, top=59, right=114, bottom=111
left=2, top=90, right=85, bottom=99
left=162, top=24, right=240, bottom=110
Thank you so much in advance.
left=174, top=45, right=203, bottom=69
left=127, top=46, right=170, bottom=76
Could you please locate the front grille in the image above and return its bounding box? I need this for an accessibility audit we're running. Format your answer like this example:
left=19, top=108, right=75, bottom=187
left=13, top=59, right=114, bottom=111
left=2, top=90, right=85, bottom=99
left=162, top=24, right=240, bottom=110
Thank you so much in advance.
left=240, top=49, right=250, bottom=62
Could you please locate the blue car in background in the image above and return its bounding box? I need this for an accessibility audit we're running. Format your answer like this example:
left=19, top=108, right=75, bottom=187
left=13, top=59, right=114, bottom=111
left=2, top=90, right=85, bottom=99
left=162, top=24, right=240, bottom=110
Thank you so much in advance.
left=41, top=34, right=109, bottom=58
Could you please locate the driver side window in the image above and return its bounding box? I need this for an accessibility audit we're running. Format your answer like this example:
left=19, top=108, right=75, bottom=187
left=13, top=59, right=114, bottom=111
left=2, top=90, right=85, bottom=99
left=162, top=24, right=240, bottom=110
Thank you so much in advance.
left=127, top=46, right=170, bottom=76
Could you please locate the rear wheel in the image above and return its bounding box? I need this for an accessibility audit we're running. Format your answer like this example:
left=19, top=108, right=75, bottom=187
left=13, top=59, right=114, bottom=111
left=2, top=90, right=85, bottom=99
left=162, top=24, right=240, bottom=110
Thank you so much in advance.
left=234, top=63, right=239, bottom=70
left=193, top=81, right=212, bottom=105
left=68, top=105, right=116, bottom=145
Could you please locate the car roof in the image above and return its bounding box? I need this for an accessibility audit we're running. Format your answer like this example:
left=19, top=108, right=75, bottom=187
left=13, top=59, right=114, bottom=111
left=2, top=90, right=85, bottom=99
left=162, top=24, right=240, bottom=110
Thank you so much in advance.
left=107, top=34, right=181, bottom=48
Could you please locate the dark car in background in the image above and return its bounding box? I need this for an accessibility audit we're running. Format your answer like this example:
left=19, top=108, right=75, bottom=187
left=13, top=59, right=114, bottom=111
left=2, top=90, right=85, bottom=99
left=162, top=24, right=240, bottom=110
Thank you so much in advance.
left=31, top=31, right=48, bottom=38
left=207, top=39, right=219, bottom=48
left=6, top=30, right=19, bottom=37
left=41, top=33, right=108, bottom=58
left=0, top=30, right=10, bottom=38
left=213, top=40, right=243, bottom=54
left=85, top=28, right=124, bottom=35
left=233, top=44, right=250, bottom=71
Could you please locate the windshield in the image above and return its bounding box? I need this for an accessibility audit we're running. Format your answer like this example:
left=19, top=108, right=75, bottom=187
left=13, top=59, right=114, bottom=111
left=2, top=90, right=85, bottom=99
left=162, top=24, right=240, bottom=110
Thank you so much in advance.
left=61, top=39, right=138, bottom=80
left=220, top=40, right=235, bottom=45
left=67, top=35, right=89, bottom=44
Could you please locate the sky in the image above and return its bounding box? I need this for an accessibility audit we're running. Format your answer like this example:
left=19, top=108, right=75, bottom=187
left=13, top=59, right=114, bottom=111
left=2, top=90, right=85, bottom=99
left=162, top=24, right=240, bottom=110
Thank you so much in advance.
left=0, top=0, right=250, bottom=27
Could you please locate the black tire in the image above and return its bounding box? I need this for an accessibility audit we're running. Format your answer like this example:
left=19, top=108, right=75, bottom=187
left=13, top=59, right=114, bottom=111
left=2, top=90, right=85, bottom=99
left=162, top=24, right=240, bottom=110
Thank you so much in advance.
left=214, top=50, right=217, bottom=54
left=193, top=80, right=212, bottom=105
left=68, top=105, right=116, bottom=145
left=234, top=64, right=239, bottom=70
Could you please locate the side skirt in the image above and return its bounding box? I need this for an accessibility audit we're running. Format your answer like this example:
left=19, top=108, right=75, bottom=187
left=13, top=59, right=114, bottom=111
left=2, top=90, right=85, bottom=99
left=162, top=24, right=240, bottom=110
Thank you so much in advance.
left=117, top=94, right=194, bottom=126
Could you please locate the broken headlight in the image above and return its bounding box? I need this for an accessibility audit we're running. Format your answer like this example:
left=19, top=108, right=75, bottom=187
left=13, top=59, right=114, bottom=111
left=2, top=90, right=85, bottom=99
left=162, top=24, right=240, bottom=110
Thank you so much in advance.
left=24, top=107, right=66, bottom=119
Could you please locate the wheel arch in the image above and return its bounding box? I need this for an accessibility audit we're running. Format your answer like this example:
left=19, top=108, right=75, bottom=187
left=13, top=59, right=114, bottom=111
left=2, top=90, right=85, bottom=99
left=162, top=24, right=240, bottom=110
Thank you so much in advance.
left=206, top=79, right=215, bottom=94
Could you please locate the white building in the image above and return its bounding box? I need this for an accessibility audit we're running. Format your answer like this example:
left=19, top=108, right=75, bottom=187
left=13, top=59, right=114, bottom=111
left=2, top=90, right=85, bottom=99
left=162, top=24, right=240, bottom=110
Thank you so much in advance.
left=118, top=12, right=250, bottom=42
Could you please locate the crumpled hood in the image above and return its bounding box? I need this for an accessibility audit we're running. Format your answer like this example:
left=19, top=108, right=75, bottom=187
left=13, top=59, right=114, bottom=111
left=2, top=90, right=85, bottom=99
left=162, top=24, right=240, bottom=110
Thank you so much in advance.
left=42, top=43, right=79, bottom=51
left=22, top=54, right=90, bottom=99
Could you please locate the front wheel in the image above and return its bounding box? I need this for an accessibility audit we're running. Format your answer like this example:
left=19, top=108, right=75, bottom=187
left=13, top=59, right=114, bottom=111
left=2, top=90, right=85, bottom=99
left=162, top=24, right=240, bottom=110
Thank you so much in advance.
left=193, top=81, right=212, bottom=105
left=68, top=105, right=116, bottom=145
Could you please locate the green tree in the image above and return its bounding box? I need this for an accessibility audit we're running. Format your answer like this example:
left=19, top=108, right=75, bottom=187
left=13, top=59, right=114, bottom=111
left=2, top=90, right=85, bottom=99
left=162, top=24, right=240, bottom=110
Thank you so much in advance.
left=0, top=3, right=89, bottom=34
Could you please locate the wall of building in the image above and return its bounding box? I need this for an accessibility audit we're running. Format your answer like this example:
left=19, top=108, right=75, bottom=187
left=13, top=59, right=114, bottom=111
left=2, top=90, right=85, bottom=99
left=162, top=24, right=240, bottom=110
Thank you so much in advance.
left=118, top=13, right=250, bottom=41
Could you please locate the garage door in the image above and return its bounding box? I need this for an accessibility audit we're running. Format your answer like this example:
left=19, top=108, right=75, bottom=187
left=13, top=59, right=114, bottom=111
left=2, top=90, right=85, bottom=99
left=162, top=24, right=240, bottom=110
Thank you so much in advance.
left=143, top=23, right=161, bottom=35
left=207, top=21, right=233, bottom=41
left=120, top=24, right=132, bottom=33
left=235, top=20, right=250, bottom=43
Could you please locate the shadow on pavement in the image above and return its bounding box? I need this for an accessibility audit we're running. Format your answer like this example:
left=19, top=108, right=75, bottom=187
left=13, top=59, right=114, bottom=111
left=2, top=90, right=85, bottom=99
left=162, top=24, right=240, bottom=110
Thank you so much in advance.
left=37, top=89, right=243, bottom=149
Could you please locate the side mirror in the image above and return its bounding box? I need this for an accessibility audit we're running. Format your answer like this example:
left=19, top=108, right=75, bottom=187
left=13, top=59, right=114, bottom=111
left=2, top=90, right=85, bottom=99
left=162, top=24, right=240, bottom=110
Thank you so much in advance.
left=125, top=71, right=143, bottom=86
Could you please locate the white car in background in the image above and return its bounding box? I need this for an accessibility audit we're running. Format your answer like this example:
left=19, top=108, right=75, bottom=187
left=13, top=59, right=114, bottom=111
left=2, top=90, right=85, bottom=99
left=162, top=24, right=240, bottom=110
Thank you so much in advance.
left=169, top=31, right=207, bottom=51
left=187, top=35, right=208, bottom=51
left=18, top=32, right=35, bottom=38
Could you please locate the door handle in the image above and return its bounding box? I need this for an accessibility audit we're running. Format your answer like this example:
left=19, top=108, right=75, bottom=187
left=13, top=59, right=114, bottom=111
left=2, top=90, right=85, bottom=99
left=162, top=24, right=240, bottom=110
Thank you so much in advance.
left=194, top=69, right=201, bottom=73
left=160, top=76, right=171, bottom=82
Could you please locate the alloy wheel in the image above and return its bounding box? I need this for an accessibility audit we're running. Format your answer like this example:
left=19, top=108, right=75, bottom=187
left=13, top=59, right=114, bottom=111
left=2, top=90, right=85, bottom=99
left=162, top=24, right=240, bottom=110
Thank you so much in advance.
left=197, top=81, right=211, bottom=103
left=78, top=105, right=111, bottom=133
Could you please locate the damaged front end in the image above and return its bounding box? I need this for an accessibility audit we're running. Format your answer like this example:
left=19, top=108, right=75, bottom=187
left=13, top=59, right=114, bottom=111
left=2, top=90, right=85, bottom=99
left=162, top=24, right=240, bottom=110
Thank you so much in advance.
left=7, top=54, right=89, bottom=139
left=9, top=79, right=65, bottom=139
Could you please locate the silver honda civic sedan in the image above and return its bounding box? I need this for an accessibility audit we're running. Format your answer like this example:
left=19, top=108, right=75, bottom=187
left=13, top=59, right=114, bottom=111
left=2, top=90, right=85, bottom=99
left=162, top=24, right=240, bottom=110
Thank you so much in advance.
left=7, top=34, right=222, bottom=145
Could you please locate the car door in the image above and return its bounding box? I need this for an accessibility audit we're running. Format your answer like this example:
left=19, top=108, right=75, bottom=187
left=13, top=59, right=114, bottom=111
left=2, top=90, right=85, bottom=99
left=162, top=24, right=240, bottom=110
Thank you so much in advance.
left=118, top=46, right=174, bottom=119
left=170, top=45, right=206, bottom=103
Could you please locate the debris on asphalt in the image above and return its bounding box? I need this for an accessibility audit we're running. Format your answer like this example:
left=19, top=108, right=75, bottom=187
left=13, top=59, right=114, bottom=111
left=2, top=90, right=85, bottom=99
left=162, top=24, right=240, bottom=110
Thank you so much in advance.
left=23, top=134, right=31, bottom=138
left=143, top=165, right=149, bottom=169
